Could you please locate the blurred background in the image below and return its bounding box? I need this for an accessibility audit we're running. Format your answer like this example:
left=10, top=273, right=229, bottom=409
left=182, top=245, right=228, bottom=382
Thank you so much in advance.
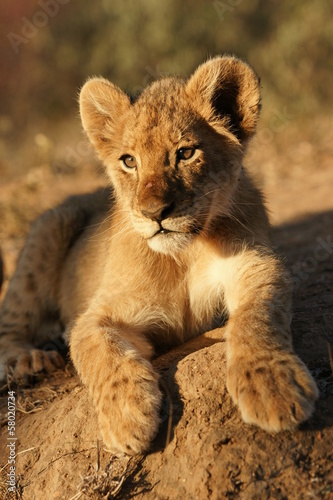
left=1, top=0, right=332, bottom=180
left=0, top=0, right=332, bottom=241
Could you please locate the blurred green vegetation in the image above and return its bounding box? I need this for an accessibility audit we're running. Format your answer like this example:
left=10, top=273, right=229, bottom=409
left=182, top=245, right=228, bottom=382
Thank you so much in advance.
left=0, top=0, right=332, bottom=161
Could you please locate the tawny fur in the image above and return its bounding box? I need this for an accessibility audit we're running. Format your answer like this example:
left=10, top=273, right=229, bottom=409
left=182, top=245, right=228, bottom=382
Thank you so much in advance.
left=0, top=56, right=318, bottom=454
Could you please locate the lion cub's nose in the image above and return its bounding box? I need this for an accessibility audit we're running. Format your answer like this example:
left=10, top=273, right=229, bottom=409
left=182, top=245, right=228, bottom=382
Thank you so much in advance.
left=141, top=201, right=175, bottom=222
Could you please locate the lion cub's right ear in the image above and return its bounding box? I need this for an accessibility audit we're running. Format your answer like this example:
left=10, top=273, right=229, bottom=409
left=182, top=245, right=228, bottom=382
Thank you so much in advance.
left=79, top=78, right=131, bottom=156
left=186, top=56, right=261, bottom=144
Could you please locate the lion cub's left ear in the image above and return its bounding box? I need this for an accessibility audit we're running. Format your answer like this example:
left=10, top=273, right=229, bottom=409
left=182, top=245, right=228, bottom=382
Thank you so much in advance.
left=186, top=56, right=261, bottom=143
left=79, top=78, right=131, bottom=157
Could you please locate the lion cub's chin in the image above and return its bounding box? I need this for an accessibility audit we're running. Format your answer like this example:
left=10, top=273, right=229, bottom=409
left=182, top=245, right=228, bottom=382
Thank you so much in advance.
left=147, top=231, right=193, bottom=256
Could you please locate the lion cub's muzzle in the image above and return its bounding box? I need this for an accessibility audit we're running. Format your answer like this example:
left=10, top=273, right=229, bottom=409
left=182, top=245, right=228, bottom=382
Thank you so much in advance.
left=131, top=194, right=198, bottom=254
left=140, top=199, right=176, bottom=223
left=135, top=198, right=181, bottom=240
left=130, top=178, right=201, bottom=254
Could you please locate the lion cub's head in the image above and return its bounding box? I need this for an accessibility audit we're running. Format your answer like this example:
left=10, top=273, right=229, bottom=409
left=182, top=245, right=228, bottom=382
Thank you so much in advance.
left=80, top=56, right=260, bottom=255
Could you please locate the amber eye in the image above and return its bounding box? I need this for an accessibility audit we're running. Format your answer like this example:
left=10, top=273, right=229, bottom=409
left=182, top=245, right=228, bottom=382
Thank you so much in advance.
left=177, top=147, right=195, bottom=161
left=121, top=155, right=137, bottom=169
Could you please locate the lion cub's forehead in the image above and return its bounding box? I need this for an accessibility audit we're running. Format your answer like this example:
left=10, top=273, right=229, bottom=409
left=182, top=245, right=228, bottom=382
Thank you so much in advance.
left=125, top=77, right=196, bottom=148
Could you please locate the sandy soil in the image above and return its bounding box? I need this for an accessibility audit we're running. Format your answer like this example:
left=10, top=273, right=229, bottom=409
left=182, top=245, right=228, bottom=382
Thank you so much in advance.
left=0, top=156, right=332, bottom=499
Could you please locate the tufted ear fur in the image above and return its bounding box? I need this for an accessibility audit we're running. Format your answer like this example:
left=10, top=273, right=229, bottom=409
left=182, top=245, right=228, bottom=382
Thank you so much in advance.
left=186, top=55, right=261, bottom=144
left=79, top=78, right=131, bottom=154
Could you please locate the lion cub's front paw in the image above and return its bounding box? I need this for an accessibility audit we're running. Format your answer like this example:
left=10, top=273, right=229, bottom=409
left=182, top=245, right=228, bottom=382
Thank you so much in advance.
left=94, top=357, right=161, bottom=454
left=227, top=351, right=319, bottom=432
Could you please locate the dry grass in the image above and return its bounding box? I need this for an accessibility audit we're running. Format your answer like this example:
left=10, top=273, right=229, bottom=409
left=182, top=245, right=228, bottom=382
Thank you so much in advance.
left=71, top=454, right=134, bottom=499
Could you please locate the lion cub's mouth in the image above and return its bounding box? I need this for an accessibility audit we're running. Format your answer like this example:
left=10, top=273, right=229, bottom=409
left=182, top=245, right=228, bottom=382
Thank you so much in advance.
left=132, top=213, right=201, bottom=254
left=148, top=228, right=178, bottom=240
left=155, top=228, right=173, bottom=236
left=150, top=222, right=201, bottom=239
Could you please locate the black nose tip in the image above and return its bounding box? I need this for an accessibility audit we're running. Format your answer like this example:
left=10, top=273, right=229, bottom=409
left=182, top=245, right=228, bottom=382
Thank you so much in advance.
left=141, top=202, right=175, bottom=222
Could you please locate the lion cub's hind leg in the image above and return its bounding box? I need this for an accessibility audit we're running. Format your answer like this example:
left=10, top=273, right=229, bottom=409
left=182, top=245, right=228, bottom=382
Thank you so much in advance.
left=0, top=199, right=90, bottom=383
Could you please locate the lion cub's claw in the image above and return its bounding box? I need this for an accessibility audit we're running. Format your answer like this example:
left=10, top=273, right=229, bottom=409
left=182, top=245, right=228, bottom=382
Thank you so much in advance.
left=15, top=349, right=65, bottom=379
left=1, top=348, right=65, bottom=383
left=227, top=352, right=319, bottom=432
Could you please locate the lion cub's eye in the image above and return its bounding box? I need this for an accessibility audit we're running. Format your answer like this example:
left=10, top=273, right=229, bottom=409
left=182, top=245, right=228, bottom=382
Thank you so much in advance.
left=121, top=155, right=137, bottom=169
left=177, top=147, right=195, bottom=161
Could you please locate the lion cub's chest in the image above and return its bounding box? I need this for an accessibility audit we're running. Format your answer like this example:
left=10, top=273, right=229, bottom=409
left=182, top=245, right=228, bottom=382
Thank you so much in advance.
left=186, top=253, right=229, bottom=335
left=141, top=255, right=228, bottom=347
left=144, top=249, right=230, bottom=344
left=100, top=242, right=231, bottom=345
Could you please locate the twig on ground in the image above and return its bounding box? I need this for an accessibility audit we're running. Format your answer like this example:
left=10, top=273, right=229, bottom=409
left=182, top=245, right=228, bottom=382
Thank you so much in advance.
left=159, top=378, right=173, bottom=450
left=0, top=447, right=37, bottom=473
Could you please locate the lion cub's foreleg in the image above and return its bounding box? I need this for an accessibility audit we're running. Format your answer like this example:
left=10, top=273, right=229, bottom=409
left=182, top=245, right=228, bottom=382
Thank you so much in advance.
left=70, top=312, right=161, bottom=454
left=223, top=248, right=318, bottom=431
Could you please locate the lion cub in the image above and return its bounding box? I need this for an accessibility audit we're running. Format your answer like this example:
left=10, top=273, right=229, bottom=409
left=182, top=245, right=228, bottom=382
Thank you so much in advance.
left=0, top=56, right=318, bottom=454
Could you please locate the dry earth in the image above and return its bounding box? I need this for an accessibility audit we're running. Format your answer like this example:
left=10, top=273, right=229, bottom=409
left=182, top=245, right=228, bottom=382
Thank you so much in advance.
left=0, top=151, right=332, bottom=499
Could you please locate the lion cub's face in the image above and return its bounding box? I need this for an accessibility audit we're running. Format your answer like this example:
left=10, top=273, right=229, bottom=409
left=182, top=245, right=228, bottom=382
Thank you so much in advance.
left=80, top=56, right=261, bottom=255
